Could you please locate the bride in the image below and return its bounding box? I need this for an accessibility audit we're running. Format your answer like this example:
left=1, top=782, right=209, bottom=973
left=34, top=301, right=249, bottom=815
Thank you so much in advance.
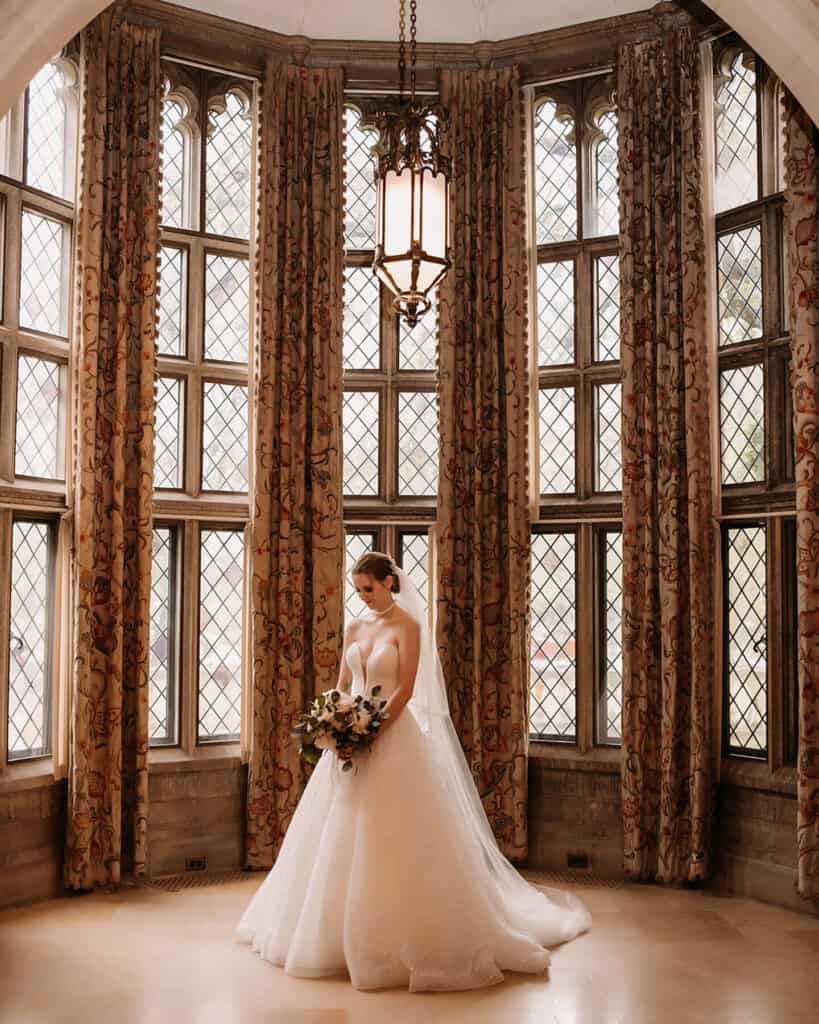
left=236, top=551, right=591, bottom=992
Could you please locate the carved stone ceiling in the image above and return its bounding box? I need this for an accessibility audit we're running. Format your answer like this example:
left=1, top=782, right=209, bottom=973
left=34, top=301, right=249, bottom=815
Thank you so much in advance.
left=171, top=1, right=651, bottom=42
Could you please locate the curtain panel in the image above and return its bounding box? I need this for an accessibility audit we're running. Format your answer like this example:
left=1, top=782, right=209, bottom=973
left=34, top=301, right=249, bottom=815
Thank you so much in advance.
left=64, top=10, right=161, bottom=889
left=245, top=63, right=346, bottom=869
left=436, top=67, right=530, bottom=861
left=783, top=91, right=819, bottom=903
left=617, top=27, right=716, bottom=883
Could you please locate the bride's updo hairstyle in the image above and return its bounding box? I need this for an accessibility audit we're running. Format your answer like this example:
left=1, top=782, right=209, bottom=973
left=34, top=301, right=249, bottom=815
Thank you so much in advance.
left=352, top=551, right=400, bottom=593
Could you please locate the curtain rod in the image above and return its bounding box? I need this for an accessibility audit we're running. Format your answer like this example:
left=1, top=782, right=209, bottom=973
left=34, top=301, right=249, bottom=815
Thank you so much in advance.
left=162, top=53, right=259, bottom=82
left=525, top=65, right=614, bottom=89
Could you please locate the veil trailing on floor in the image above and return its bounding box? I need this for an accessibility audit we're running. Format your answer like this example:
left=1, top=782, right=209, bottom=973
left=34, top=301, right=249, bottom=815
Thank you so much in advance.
left=394, top=567, right=591, bottom=942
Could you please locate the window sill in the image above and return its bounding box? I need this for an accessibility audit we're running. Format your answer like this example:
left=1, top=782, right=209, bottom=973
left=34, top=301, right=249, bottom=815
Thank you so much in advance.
left=528, top=741, right=621, bottom=773
left=149, top=743, right=243, bottom=773
left=0, top=759, right=57, bottom=794
left=720, top=757, right=797, bottom=797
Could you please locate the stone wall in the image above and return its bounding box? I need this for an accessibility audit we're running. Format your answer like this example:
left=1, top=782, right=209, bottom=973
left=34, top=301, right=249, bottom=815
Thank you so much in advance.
left=4, top=753, right=819, bottom=920
left=147, top=756, right=246, bottom=876
left=0, top=777, right=65, bottom=910
left=713, top=767, right=818, bottom=916
left=526, top=753, right=623, bottom=877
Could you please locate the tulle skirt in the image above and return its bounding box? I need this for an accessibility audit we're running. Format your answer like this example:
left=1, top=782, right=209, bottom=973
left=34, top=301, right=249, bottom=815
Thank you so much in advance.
left=236, top=707, right=591, bottom=992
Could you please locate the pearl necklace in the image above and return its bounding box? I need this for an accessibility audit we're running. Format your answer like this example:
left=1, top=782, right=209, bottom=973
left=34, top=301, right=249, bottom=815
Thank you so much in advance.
left=369, top=601, right=396, bottom=619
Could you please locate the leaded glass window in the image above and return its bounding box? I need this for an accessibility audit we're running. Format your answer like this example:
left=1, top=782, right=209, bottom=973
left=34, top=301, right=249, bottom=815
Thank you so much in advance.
left=198, top=529, right=244, bottom=742
left=530, top=532, right=576, bottom=740
left=712, top=39, right=795, bottom=766
left=725, top=525, right=767, bottom=754
left=531, top=77, right=623, bottom=750
left=599, top=531, right=623, bottom=744
left=7, top=521, right=53, bottom=761
left=1, top=56, right=77, bottom=766
left=206, top=90, right=251, bottom=239
left=151, top=64, right=255, bottom=751
left=149, top=527, right=177, bottom=746
left=15, top=354, right=63, bottom=479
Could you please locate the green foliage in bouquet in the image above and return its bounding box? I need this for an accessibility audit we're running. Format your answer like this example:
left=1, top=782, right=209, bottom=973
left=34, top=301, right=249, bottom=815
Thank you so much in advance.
left=292, top=686, right=390, bottom=773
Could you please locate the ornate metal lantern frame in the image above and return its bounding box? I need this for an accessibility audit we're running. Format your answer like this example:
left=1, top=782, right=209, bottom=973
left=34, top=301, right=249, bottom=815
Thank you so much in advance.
left=372, top=0, right=452, bottom=328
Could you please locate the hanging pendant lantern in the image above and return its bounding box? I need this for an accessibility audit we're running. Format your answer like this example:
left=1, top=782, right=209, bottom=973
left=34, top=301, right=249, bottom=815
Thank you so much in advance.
left=372, top=0, right=452, bottom=328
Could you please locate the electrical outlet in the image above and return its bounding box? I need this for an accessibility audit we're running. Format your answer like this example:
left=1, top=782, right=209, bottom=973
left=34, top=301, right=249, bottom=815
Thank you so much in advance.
left=185, top=856, right=207, bottom=872
left=567, top=852, right=590, bottom=870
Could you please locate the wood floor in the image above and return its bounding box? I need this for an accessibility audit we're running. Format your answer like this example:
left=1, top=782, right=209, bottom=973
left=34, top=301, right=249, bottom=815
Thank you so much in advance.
left=1, top=871, right=817, bottom=1023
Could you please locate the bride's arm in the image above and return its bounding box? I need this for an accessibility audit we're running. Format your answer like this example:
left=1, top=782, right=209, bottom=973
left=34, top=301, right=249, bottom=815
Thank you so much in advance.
left=336, top=621, right=355, bottom=693
left=378, top=617, right=420, bottom=735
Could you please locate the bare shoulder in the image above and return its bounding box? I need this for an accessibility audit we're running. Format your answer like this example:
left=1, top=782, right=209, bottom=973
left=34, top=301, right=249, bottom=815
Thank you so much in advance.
left=344, top=617, right=362, bottom=641
left=394, top=607, right=421, bottom=641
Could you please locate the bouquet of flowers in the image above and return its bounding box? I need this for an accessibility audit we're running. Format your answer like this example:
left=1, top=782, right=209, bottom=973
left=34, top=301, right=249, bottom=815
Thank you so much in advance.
left=292, top=687, right=389, bottom=773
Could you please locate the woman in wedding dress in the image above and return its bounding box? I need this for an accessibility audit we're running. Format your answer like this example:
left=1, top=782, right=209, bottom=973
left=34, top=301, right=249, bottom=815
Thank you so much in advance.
left=236, top=552, right=591, bottom=992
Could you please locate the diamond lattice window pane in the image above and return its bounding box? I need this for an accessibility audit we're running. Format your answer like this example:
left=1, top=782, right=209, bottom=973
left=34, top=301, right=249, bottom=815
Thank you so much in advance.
left=716, top=52, right=758, bottom=212
left=26, top=61, right=70, bottom=199
left=343, top=391, right=380, bottom=495
left=539, top=387, right=575, bottom=495
left=154, top=376, right=183, bottom=489
left=206, top=90, right=251, bottom=239
left=8, top=521, right=51, bottom=760
left=537, top=260, right=574, bottom=366
left=400, top=289, right=438, bottom=370
left=721, top=364, right=764, bottom=484
left=726, top=525, right=767, bottom=753
left=601, top=531, right=623, bottom=744
left=592, top=108, right=619, bottom=237
left=398, top=392, right=438, bottom=497
left=205, top=253, right=249, bottom=363
left=534, top=99, right=577, bottom=244
left=158, top=245, right=186, bottom=356
left=149, top=527, right=175, bottom=745
left=400, top=532, right=430, bottom=617
left=345, top=531, right=377, bottom=622
left=202, top=382, right=248, bottom=492
left=595, top=383, right=622, bottom=492
left=718, top=225, right=763, bottom=345
left=595, top=255, right=621, bottom=362
left=345, top=105, right=378, bottom=250
left=198, top=529, right=244, bottom=741
left=530, top=532, right=576, bottom=739
left=19, top=209, right=68, bottom=336
left=344, top=266, right=380, bottom=369
left=161, top=99, right=185, bottom=228
left=15, top=354, right=62, bottom=479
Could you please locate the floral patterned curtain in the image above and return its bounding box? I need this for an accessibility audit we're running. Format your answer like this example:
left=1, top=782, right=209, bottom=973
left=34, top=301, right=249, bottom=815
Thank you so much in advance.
left=782, top=91, right=819, bottom=903
left=436, top=68, right=530, bottom=861
left=617, top=27, right=716, bottom=883
left=64, top=10, right=161, bottom=889
left=245, top=63, right=345, bottom=869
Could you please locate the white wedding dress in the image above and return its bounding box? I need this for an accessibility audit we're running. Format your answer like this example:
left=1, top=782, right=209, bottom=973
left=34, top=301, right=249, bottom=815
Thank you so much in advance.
left=236, top=604, right=592, bottom=992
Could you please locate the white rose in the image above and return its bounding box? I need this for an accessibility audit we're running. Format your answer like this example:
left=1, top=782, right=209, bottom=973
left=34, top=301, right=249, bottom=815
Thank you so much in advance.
left=336, top=693, right=355, bottom=713
left=351, top=709, right=372, bottom=735
left=314, top=734, right=336, bottom=750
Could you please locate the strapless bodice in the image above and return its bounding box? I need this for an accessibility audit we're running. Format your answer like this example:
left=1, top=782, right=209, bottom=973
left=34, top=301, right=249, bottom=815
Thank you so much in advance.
left=346, top=641, right=399, bottom=699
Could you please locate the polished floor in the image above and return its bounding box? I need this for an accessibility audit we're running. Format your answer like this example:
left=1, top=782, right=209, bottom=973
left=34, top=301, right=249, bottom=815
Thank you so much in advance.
left=1, top=871, right=817, bottom=1024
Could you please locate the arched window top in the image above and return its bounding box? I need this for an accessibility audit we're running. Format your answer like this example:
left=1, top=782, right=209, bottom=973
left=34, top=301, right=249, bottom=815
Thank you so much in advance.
left=161, top=79, right=199, bottom=230
left=586, top=100, right=618, bottom=238
left=206, top=85, right=253, bottom=239
left=24, top=53, right=79, bottom=199
left=344, top=103, right=379, bottom=250
left=533, top=95, right=577, bottom=245
left=714, top=47, right=759, bottom=212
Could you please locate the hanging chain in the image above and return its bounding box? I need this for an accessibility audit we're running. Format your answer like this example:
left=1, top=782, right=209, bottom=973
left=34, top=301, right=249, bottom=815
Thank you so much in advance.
left=409, top=0, right=417, bottom=101
left=398, top=0, right=407, bottom=100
